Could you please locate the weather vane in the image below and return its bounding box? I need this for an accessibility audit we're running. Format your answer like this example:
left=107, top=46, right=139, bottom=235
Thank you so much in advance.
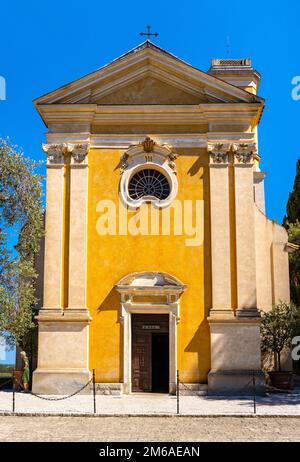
left=140, top=25, right=159, bottom=39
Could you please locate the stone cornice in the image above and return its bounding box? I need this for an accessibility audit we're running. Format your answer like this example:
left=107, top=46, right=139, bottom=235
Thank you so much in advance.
left=36, top=103, right=263, bottom=128
left=45, top=133, right=256, bottom=149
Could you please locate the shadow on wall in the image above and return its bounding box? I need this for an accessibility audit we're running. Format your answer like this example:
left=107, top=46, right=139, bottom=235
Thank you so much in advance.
left=184, top=319, right=211, bottom=383
left=187, top=157, right=203, bottom=177
left=97, top=288, right=123, bottom=382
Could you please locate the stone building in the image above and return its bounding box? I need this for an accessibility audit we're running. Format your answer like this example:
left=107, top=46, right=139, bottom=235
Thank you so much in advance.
left=32, top=41, right=294, bottom=395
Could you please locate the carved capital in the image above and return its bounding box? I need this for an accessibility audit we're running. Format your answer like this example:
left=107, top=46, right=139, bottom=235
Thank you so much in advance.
left=208, top=143, right=230, bottom=165
left=42, top=143, right=67, bottom=164
left=232, top=143, right=256, bottom=165
left=68, top=143, right=89, bottom=164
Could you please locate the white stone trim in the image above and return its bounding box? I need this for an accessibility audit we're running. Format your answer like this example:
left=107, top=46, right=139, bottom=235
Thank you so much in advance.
left=120, top=302, right=180, bottom=394
left=45, top=132, right=256, bottom=149
left=119, top=141, right=178, bottom=209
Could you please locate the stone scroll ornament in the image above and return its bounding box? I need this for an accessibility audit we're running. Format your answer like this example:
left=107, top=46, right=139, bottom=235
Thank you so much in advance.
left=68, top=143, right=89, bottom=163
left=207, top=143, right=230, bottom=164
left=232, top=143, right=256, bottom=164
left=42, top=143, right=68, bottom=164
left=120, top=153, right=129, bottom=174
left=119, top=137, right=178, bottom=174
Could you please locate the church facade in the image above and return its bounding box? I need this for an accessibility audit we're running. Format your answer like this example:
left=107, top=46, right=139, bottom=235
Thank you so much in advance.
left=32, top=42, right=293, bottom=395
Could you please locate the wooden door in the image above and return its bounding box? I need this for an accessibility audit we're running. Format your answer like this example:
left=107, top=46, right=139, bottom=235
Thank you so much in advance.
left=132, top=331, right=151, bottom=392
left=131, top=314, right=169, bottom=392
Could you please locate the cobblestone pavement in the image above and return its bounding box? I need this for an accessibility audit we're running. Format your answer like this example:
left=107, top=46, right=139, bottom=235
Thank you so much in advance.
left=1, top=390, right=300, bottom=416
left=0, top=415, right=300, bottom=441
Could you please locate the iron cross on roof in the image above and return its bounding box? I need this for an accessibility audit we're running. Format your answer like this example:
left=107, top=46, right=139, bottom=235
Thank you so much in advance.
left=140, top=25, right=159, bottom=38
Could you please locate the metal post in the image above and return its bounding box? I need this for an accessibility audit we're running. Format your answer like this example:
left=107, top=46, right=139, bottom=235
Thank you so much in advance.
left=93, top=369, right=96, bottom=414
left=253, top=374, right=256, bottom=415
left=176, top=370, right=179, bottom=415
left=12, top=373, right=15, bottom=413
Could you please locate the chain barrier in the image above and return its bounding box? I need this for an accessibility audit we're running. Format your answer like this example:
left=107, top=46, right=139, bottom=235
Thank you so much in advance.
left=0, top=377, right=13, bottom=390
left=0, top=370, right=98, bottom=413
left=28, top=378, right=93, bottom=401
left=176, top=370, right=258, bottom=415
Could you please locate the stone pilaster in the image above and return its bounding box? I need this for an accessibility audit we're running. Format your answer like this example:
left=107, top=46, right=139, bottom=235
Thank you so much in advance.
left=32, top=143, right=91, bottom=394
left=41, top=143, right=67, bottom=313
left=67, top=143, right=89, bottom=314
left=207, top=142, right=265, bottom=395
left=208, top=143, right=233, bottom=319
left=233, top=143, right=259, bottom=318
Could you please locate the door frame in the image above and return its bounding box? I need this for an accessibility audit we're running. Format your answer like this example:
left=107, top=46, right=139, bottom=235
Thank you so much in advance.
left=121, top=302, right=179, bottom=394
left=131, top=314, right=169, bottom=393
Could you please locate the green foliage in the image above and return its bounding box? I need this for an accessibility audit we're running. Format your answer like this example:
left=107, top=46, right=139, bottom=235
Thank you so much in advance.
left=284, top=160, right=300, bottom=226
left=285, top=221, right=300, bottom=305
left=0, top=138, right=44, bottom=351
left=261, top=301, right=300, bottom=371
left=283, top=159, right=300, bottom=306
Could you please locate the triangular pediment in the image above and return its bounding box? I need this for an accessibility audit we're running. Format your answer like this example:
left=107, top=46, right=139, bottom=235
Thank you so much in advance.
left=91, top=76, right=208, bottom=105
left=35, top=41, right=263, bottom=106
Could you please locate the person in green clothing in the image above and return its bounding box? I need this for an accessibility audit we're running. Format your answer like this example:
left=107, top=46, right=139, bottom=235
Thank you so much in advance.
left=20, top=351, right=29, bottom=392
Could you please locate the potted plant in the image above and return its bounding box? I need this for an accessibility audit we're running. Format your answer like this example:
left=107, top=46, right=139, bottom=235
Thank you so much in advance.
left=261, top=301, right=300, bottom=389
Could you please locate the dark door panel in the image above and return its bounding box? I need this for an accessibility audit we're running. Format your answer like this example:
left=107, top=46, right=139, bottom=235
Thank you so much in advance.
left=131, top=314, right=169, bottom=393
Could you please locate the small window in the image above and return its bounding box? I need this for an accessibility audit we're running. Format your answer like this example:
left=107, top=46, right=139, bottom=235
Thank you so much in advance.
left=128, top=168, right=171, bottom=201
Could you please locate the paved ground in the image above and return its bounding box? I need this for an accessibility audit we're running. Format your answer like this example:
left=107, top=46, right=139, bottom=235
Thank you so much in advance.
left=0, top=415, right=300, bottom=441
left=1, top=390, right=300, bottom=416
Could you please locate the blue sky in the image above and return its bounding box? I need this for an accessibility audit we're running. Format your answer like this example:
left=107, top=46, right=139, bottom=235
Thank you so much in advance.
left=0, top=0, right=299, bottom=224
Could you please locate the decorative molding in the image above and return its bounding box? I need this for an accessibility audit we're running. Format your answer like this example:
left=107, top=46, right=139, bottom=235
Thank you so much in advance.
left=233, top=143, right=256, bottom=165
left=141, top=136, right=156, bottom=153
left=34, top=44, right=262, bottom=107
left=115, top=271, right=185, bottom=394
left=208, top=143, right=230, bottom=165
left=119, top=138, right=178, bottom=208
left=46, top=133, right=207, bottom=149
left=68, top=143, right=90, bottom=164
left=37, top=103, right=263, bottom=129
left=120, top=153, right=129, bottom=173
left=42, top=143, right=67, bottom=165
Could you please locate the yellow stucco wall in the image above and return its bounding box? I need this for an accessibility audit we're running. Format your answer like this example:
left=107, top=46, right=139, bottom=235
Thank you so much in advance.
left=87, top=148, right=211, bottom=383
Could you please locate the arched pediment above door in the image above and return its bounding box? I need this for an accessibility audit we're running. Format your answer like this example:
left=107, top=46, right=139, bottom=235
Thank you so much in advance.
left=115, top=271, right=186, bottom=303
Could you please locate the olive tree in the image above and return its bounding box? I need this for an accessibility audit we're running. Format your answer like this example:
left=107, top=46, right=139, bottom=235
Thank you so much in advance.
left=0, top=138, right=44, bottom=352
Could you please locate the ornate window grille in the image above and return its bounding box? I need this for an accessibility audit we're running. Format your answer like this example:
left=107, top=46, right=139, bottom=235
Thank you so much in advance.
left=128, top=168, right=171, bottom=201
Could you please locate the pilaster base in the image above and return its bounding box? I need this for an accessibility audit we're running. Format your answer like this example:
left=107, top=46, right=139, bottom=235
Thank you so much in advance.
left=208, top=370, right=265, bottom=395
left=33, top=308, right=91, bottom=395
left=208, top=314, right=265, bottom=395
left=32, top=369, right=91, bottom=394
